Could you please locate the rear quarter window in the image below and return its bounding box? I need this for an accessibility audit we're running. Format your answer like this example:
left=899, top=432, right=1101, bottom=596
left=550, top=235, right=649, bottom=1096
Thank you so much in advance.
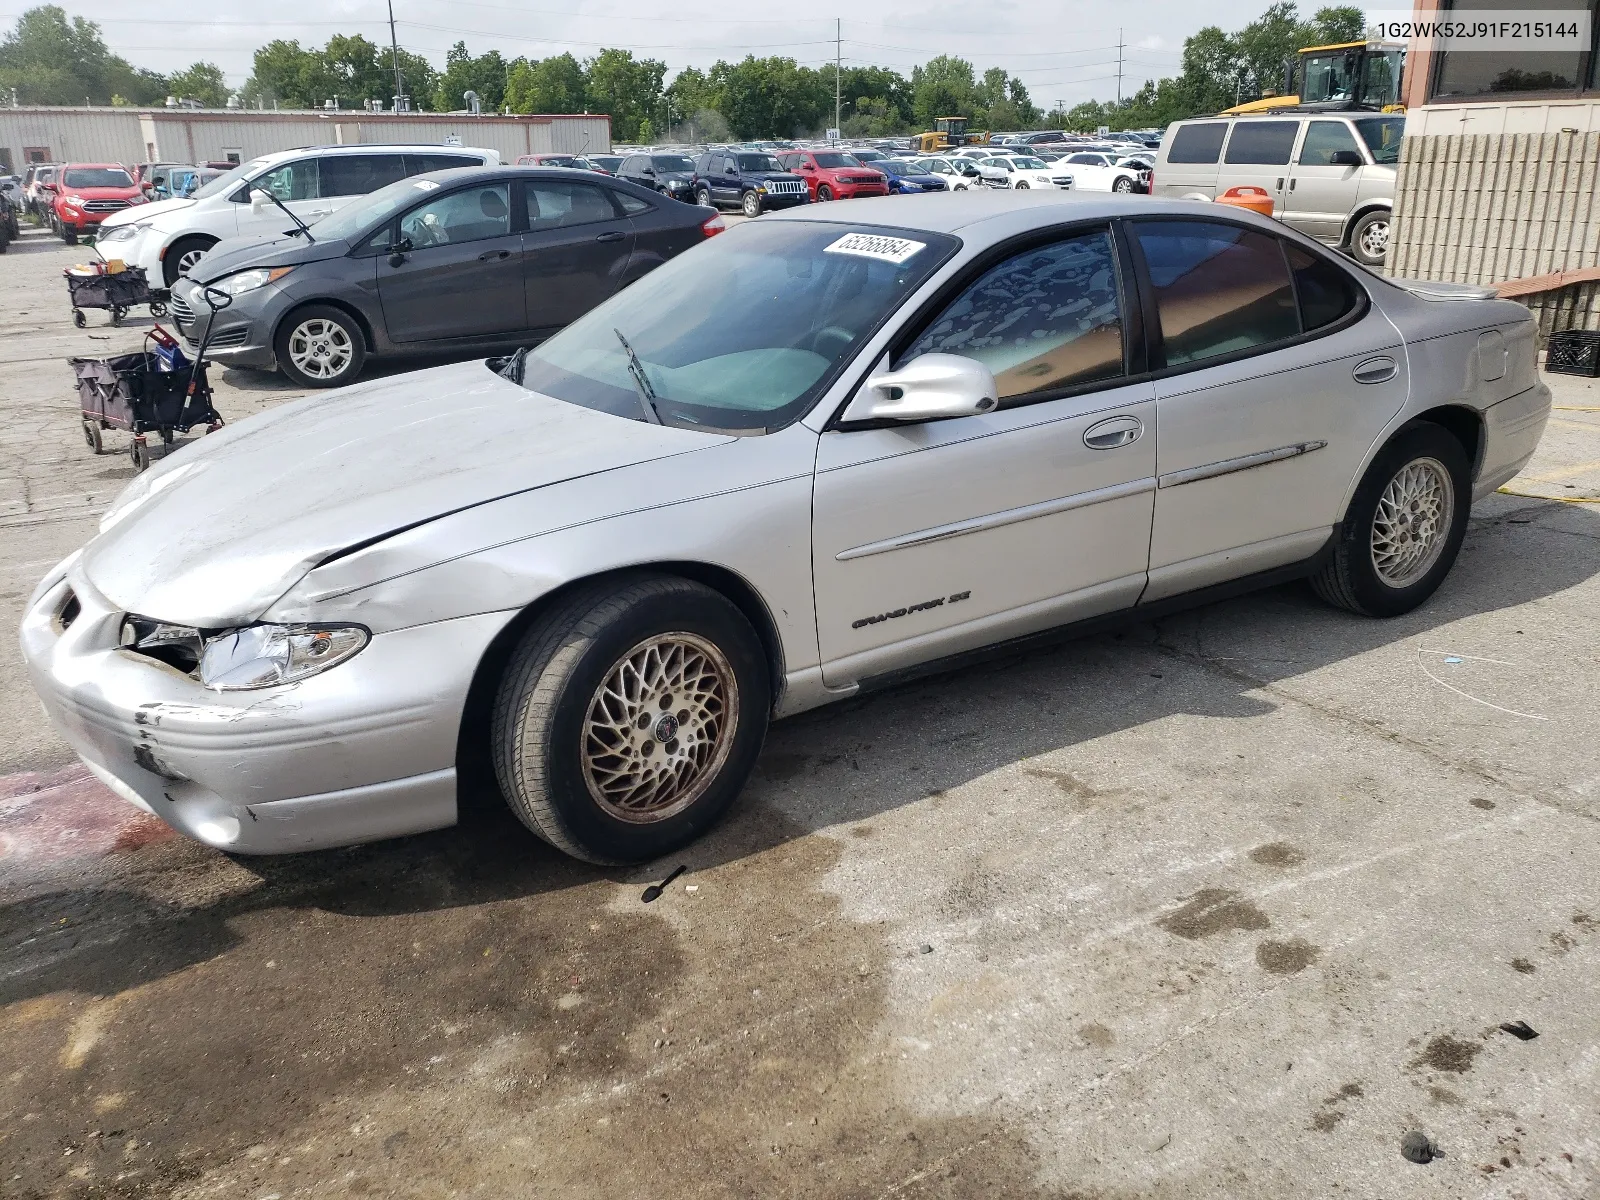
left=1166, top=123, right=1228, bottom=165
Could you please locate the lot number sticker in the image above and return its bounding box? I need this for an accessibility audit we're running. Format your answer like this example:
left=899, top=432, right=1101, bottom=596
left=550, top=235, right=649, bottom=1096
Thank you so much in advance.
left=824, top=233, right=926, bottom=264
left=413, top=179, right=441, bottom=190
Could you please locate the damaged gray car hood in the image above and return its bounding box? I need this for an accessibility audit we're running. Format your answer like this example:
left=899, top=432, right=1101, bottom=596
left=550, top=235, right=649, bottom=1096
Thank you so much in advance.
left=83, top=360, right=730, bottom=627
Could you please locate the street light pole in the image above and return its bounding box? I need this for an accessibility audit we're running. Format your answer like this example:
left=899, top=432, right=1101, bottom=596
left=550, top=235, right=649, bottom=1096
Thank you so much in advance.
left=387, top=0, right=405, bottom=112
left=834, top=18, right=841, bottom=140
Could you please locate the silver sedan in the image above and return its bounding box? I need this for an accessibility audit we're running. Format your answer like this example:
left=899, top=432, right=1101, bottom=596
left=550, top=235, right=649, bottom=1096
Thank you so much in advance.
left=23, top=193, right=1550, bottom=863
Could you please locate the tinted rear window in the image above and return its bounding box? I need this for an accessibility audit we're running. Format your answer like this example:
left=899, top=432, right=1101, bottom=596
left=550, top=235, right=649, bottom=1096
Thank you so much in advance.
left=1166, top=123, right=1228, bottom=165
left=1224, top=121, right=1299, bottom=166
left=1135, top=220, right=1299, bottom=366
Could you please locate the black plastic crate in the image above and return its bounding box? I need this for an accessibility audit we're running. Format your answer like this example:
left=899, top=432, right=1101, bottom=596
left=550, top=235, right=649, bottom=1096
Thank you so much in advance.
left=1546, top=328, right=1600, bottom=377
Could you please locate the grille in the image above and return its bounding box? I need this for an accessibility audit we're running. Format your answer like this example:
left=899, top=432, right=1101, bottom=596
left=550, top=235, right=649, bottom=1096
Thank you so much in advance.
left=844, top=176, right=884, bottom=186
left=765, top=179, right=805, bottom=194
left=83, top=199, right=130, bottom=213
left=206, top=327, right=249, bottom=349
left=922, top=178, right=948, bottom=190
left=1052, top=176, right=1074, bottom=188
left=168, top=290, right=194, bottom=322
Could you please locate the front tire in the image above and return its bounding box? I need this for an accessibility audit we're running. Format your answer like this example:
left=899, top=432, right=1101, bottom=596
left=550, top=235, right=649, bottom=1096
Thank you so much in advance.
left=817, top=184, right=834, bottom=202
left=741, top=190, right=762, bottom=218
left=1113, top=176, right=1135, bottom=193
left=491, top=575, right=771, bottom=865
left=61, top=224, right=77, bottom=244
left=274, top=304, right=366, bottom=388
left=163, top=236, right=217, bottom=287
left=1348, top=210, right=1390, bottom=267
left=1311, top=423, right=1471, bottom=617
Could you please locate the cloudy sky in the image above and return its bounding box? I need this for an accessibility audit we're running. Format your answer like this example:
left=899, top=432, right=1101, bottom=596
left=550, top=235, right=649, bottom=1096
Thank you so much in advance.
left=8, top=0, right=1282, bottom=106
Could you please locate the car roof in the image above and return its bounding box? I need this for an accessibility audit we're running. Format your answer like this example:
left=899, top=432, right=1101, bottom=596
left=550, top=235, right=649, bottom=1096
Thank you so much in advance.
left=763, top=190, right=1279, bottom=238
left=247, top=143, right=499, bottom=165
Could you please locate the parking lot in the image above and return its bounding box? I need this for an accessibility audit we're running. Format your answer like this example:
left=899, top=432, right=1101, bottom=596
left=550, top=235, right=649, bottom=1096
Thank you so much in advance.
left=2, top=216, right=1599, bottom=1199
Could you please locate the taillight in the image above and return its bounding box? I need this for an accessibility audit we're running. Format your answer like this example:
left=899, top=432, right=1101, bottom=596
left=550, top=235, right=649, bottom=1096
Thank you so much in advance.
left=701, top=213, right=726, bottom=238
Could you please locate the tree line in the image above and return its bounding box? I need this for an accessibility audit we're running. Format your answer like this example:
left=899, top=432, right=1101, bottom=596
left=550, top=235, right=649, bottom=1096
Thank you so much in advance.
left=0, top=2, right=1366, bottom=140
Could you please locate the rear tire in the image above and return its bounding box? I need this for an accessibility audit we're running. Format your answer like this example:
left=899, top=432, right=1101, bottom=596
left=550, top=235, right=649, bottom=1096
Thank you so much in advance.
left=695, top=186, right=713, bottom=208
left=491, top=574, right=770, bottom=865
left=1311, top=423, right=1471, bottom=617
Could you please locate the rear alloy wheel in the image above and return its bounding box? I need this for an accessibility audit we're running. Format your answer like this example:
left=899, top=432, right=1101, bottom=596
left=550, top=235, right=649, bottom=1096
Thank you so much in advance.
left=741, top=190, right=762, bottom=218
left=1349, top=210, right=1391, bottom=267
left=274, top=305, right=365, bottom=388
left=492, top=574, right=770, bottom=864
left=1311, top=423, right=1471, bottom=617
left=1113, top=176, right=1135, bottom=193
left=695, top=186, right=713, bottom=208
left=817, top=184, right=834, bottom=201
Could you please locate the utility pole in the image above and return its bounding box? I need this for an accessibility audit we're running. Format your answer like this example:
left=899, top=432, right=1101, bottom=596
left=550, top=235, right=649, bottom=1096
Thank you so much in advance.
left=834, top=19, right=841, bottom=141
left=387, top=0, right=405, bottom=112
left=1116, top=28, right=1124, bottom=106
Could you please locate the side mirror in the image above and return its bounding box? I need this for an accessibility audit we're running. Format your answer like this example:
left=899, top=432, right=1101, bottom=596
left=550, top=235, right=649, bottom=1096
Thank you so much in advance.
left=725, top=165, right=737, bottom=175
left=799, top=162, right=815, bottom=171
left=841, top=354, right=998, bottom=424
left=250, top=189, right=271, bottom=212
left=1329, top=149, right=1363, bottom=167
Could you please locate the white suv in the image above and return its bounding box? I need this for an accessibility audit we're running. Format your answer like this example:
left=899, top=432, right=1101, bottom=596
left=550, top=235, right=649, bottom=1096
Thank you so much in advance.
left=95, top=144, right=501, bottom=286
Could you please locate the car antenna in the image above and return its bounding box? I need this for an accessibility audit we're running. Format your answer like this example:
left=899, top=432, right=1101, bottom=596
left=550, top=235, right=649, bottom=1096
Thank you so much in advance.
left=245, top=178, right=315, bottom=243
left=613, top=328, right=663, bottom=425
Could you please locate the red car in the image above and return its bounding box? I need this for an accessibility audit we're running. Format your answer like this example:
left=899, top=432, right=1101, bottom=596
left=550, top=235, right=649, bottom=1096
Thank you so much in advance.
left=49, top=163, right=144, bottom=244
left=776, top=150, right=889, bottom=201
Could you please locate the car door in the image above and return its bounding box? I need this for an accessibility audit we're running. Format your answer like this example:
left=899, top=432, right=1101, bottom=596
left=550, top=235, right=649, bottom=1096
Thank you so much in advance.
left=1283, top=119, right=1366, bottom=241
left=1215, top=119, right=1300, bottom=212
left=811, top=225, right=1157, bottom=685
left=523, top=178, right=636, bottom=334
left=1131, top=218, right=1409, bottom=600
left=241, top=158, right=333, bottom=236
left=377, top=180, right=526, bottom=342
left=708, top=153, right=735, bottom=204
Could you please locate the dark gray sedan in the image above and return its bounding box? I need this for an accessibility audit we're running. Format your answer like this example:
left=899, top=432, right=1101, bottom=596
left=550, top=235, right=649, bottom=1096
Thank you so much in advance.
left=171, top=166, right=725, bottom=387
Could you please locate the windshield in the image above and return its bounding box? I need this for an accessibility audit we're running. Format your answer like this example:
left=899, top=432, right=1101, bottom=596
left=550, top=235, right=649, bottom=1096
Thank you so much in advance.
left=1011, top=156, right=1046, bottom=169
left=518, top=221, right=959, bottom=433
left=193, top=158, right=268, bottom=200
left=308, top=175, right=446, bottom=242
left=1352, top=116, right=1403, bottom=165
left=811, top=153, right=861, bottom=168
left=737, top=153, right=782, bottom=172
left=64, top=167, right=133, bottom=188
left=1301, top=49, right=1360, bottom=103
left=652, top=155, right=695, bottom=173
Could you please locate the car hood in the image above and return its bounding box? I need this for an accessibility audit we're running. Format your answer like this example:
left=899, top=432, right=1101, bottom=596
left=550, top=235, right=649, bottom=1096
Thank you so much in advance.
left=753, top=172, right=804, bottom=183
left=101, top=196, right=194, bottom=228
left=63, top=186, right=141, bottom=200
left=82, top=360, right=732, bottom=627
left=193, top=231, right=353, bottom=281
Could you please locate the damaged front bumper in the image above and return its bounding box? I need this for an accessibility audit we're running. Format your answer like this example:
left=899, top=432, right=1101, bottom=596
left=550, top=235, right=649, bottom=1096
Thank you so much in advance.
left=20, top=561, right=505, bottom=854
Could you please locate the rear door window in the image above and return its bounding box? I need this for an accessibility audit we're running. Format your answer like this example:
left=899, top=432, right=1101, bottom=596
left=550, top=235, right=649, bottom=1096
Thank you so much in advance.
left=901, top=228, right=1125, bottom=404
left=527, top=180, right=623, bottom=230
left=1286, top=242, right=1362, bottom=330
left=1134, top=220, right=1299, bottom=367
left=319, top=154, right=408, bottom=197
left=1165, top=123, right=1228, bottom=164
left=1223, top=121, right=1300, bottom=165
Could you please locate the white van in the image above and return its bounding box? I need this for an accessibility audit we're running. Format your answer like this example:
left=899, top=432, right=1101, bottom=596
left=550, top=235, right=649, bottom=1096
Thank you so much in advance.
left=1153, top=113, right=1403, bottom=266
left=96, top=144, right=501, bottom=286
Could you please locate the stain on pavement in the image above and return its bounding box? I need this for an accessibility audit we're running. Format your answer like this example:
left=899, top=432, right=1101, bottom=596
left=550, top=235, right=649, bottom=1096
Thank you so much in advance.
left=1156, top=888, right=1271, bottom=940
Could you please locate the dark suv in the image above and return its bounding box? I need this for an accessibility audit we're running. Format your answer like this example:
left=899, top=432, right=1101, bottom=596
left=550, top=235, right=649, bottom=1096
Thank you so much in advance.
left=616, top=153, right=699, bottom=202
left=692, top=150, right=809, bottom=217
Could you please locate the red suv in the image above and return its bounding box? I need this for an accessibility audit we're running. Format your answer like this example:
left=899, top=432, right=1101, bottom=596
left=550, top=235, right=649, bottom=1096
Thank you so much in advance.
left=49, top=164, right=144, bottom=244
left=776, top=150, right=888, bottom=201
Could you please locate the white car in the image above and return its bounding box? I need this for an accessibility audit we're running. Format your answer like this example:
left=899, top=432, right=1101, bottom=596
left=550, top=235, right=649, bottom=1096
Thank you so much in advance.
left=1058, top=151, right=1144, bottom=193
left=23, top=193, right=1549, bottom=865
left=95, top=144, right=501, bottom=287
left=914, top=156, right=1007, bottom=189
left=978, top=154, right=1073, bottom=190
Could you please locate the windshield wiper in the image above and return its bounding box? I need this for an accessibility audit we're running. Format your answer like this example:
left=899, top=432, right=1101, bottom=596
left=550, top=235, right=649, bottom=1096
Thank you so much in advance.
left=613, top=328, right=662, bottom=425
left=245, top=178, right=315, bottom=243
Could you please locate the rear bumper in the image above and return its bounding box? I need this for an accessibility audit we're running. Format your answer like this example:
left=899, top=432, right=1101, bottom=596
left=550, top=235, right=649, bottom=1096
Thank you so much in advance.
left=20, top=561, right=507, bottom=854
left=1476, top=381, right=1553, bottom=499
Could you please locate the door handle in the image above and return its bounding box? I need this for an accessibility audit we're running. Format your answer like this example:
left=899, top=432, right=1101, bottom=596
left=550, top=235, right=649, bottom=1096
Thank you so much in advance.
left=478, top=248, right=511, bottom=261
left=1083, top=414, right=1144, bottom=449
left=1275, top=177, right=1284, bottom=191
left=1289, top=178, right=1297, bottom=191
left=594, top=230, right=626, bottom=243
left=1352, top=355, right=1398, bottom=385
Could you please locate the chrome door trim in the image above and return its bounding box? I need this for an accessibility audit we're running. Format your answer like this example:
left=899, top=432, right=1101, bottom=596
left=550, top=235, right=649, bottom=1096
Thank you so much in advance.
left=1157, top=440, right=1328, bottom=489
left=836, top=476, right=1157, bottom=561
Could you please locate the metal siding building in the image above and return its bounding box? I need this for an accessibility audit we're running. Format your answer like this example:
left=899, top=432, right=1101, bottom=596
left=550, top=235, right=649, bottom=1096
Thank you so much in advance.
left=0, top=107, right=611, bottom=175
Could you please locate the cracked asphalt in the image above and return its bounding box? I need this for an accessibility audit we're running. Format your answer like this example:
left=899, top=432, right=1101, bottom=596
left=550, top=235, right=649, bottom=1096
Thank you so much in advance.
left=3, top=222, right=1599, bottom=1198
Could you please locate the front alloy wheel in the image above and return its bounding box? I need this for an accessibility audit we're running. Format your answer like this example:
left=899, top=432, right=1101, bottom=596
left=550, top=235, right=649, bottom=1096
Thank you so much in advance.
left=274, top=304, right=366, bottom=388
left=492, top=574, right=770, bottom=864
left=1113, top=176, right=1135, bottom=193
left=741, top=190, right=762, bottom=218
